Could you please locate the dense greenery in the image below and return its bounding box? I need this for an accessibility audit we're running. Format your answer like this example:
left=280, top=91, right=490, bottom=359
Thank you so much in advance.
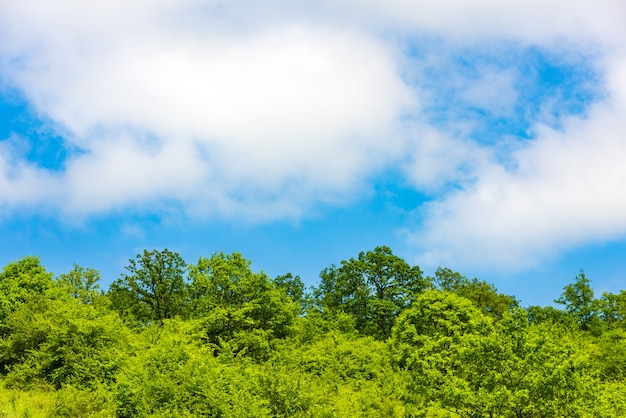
left=1, top=247, right=625, bottom=417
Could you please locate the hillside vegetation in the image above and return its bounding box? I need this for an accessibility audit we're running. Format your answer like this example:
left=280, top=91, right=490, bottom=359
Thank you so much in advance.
left=1, top=247, right=625, bottom=417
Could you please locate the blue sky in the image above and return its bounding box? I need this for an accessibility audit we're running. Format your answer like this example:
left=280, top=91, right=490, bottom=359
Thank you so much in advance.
left=1, top=1, right=625, bottom=307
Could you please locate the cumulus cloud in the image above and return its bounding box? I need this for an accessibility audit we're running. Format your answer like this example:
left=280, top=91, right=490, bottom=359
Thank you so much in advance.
left=414, top=53, right=626, bottom=270
left=0, top=0, right=414, bottom=219
left=1, top=0, right=625, bottom=269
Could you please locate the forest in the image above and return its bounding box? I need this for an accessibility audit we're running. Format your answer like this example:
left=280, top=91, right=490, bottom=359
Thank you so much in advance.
left=0, top=246, right=625, bottom=417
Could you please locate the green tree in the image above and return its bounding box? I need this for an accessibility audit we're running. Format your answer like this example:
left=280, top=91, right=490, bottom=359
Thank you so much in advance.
left=312, top=265, right=346, bottom=316
left=0, top=256, right=54, bottom=325
left=597, top=290, right=626, bottom=329
left=56, top=264, right=104, bottom=305
left=391, top=290, right=492, bottom=370
left=555, top=270, right=600, bottom=332
left=393, top=292, right=599, bottom=417
left=115, top=319, right=271, bottom=418
left=592, top=328, right=626, bottom=381
left=313, top=246, right=427, bottom=339
left=0, top=290, right=130, bottom=389
left=109, top=249, right=187, bottom=325
left=260, top=330, right=409, bottom=417
left=274, top=273, right=307, bottom=314
left=432, top=267, right=518, bottom=318
left=467, top=311, right=598, bottom=417
left=527, top=304, right=575, bottom=327
left=391, top=290, right=492, bottom=414
left=188, top=252, right=298, bottom=359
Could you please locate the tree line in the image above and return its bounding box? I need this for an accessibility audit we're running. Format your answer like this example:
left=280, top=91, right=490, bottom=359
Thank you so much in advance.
left=0, top=246, right=625, bottom=417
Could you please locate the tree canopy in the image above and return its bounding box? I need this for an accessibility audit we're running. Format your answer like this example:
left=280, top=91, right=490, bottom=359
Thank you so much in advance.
left=109, top=249, right=187, bottom=324
left=313, top=246, right=427, bottom=339
left=1, top=248, right=625, bottom=417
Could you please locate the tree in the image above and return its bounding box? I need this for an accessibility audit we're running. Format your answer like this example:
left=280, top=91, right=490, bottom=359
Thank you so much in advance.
left=432, top=267, right=518, bottom=318
left=188, top=252, right=298, bottom=358
left=313, top=246, right=428, bottom=339
left=56, top=264, right=104, bottom=305
left=391, top=290, right=492, bottom=370
left=555, top=270, right=600, bottom=332
left=466, top=311, right=598, bottom=417
left=114, top=320, right=270, bottom=417
left=1, top=295, right=131, bottom=389
left=392, top=293, right=599, bottom=417
left=260, top=331, right=407, bottom=417
left=0, top=256, right=54, bottom=328
left=391, top=290, right=492, bottom=414
left=313, top=265, right=350, bottom=316
left=598, top=290, right=626, bottom=329
left=593, top=328, right=626, bottom=381
left=274, top=273, right=307, bottom=314
left=0, top=263, right=129, bottom=388
left=527, top=304, right=574, bottom=327
left=109, top=249, right=187, bottom=325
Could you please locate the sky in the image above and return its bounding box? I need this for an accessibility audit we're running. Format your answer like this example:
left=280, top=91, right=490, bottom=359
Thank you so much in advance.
left=1, top=1, right=625, bottom=307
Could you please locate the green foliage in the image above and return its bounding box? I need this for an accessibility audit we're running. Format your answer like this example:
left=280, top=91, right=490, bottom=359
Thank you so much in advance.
left=0, top=257, right=54, bottom=327
left=109, top=249, right=187, bottom=324
left=0, top=382, right=56, bottom=417
left=526, top=304, right=575, bottom=326
left=1, top=296, right=131, bottom=390
left=393, top=299, right=600, bottom=417
left=1, top=253, right=626, bottom=417
left=391, top=290, right=492, bottom=373
left=260, top=331, right=410, bottom=417
left=432, top=267, right=518, bottom=318
left=592, top=328, right=626, bottom=381
left=313, top=246, right=427, bottom=339
left=56, top=264, right=104, bottom=306
left=274, top=272, right=307, bottom=313
left=555, top=270, right=601, bottom=332
left=188, top=252, right=298, bottom=359
left=460, top=311, right=598, bottom=417
left=52, top=384, right=115, bottom=417
left=597, top=290, right=626, bottom=329
left=289, top=309, right=358, bottom=345
left=115, top=319, right=271, bottom=417
left=595, top=381, right=626, bottom=417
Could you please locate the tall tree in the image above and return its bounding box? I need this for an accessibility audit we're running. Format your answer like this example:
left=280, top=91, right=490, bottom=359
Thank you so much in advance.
left=56, top=264, right=103, bottom=305
left=432, top=267, right=518, bottom=318
left=274, top=273, right=307, bottom=314
left=555, top=270, right=599, bottom=332
left=109, top=249, right=187, bottom=324
left=0, top=256, right=54, bottom=326
left=392, top=294, right=598, bottom=417
left=313, top=246, right=428, bottom=339
left=1, top=294, right=130, bottom=389
left=598, top=290, right=626, bottom=329
left=188, top=252, right=298, bottom=358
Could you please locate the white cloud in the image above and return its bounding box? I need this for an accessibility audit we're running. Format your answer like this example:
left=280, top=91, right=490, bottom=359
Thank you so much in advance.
left=401, top=125, right=487, bottom=192
left=414, top=53, right=626, bottom=270
left=1, top=0, right=626, bottom=270
left=0, top=1, right=414, bottom=219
